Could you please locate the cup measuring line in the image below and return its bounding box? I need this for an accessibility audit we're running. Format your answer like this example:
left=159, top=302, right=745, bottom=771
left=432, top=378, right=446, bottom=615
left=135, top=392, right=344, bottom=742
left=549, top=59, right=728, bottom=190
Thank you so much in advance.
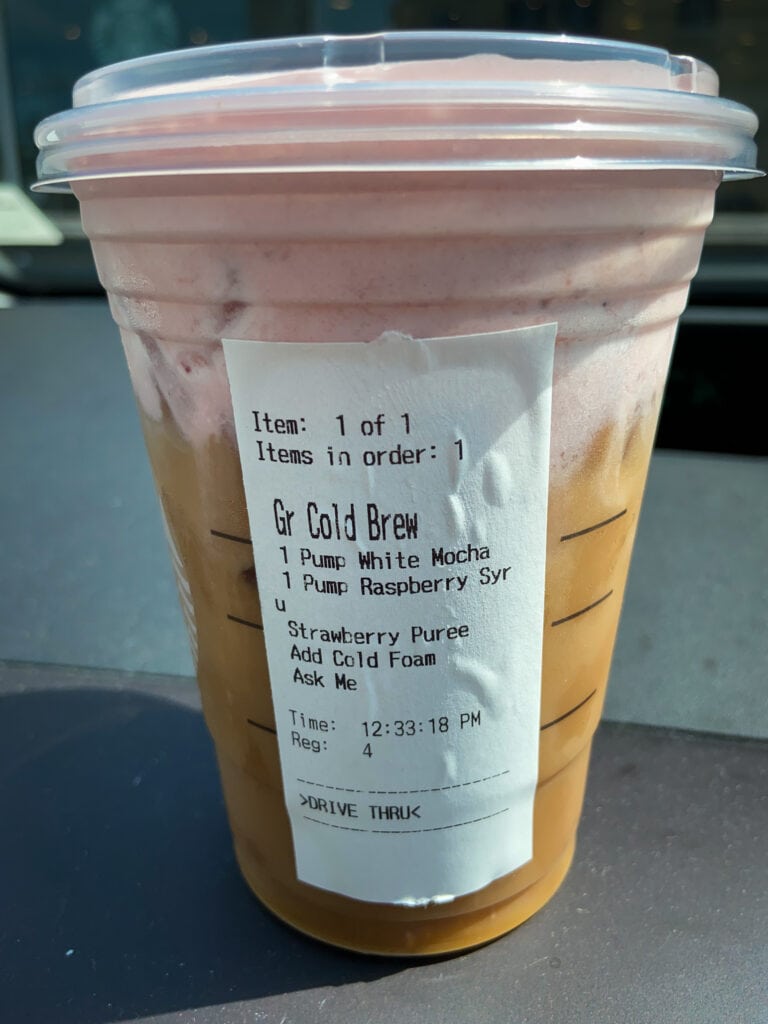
left=540, top=689, right=598, bottom=732
left=551, top=590, right=614, bottom=628
left=227, top=613, right=264, bottom=630
left=210, top=528, right=253, bottom=545
left=560, top=507, right=628, bottom=542
left=247, top=718, right=278, bottom=735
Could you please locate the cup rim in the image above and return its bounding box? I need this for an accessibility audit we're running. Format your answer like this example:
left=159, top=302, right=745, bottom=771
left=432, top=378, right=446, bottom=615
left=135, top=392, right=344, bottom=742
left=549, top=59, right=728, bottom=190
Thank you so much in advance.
left=33, top=30, right=762, bottom=192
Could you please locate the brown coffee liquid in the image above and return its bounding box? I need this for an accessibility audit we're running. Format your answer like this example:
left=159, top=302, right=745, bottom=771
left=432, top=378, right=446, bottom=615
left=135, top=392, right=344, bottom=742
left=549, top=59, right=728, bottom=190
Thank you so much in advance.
left=138, top=383, right=655, bottom=955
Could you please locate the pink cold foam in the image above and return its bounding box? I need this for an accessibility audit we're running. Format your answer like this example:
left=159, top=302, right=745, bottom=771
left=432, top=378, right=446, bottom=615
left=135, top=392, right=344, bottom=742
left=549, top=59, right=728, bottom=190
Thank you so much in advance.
left=96, top=168, right=709, bottom=476
left=101, top=173, right=711, bottom=475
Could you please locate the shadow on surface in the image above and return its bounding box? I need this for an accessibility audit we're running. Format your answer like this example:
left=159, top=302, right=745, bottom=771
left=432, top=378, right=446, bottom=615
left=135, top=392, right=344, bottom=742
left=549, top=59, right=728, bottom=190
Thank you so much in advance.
left=0, top=687, right=402, bottom=1024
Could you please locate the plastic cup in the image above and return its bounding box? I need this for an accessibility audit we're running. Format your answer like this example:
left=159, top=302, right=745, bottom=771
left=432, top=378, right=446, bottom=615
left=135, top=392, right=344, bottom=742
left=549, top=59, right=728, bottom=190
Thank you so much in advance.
left=35, top=32, right=760, bottom=956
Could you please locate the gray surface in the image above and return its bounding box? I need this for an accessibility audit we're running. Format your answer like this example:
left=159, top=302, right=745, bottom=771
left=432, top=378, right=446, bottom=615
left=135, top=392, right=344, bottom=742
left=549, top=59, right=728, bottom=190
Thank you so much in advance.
left=1, top=661, right=766, bottom=1024
left=1, top=299, right=766, bottom=737
left=605, top=451, right=768, bottom=736
left=0, top=300, right=194, bottom=676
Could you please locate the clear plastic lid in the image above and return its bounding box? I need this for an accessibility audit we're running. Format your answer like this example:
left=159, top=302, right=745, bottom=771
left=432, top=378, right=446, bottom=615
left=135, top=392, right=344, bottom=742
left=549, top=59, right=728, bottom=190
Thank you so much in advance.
left=33, top=31, right=761, bottom=191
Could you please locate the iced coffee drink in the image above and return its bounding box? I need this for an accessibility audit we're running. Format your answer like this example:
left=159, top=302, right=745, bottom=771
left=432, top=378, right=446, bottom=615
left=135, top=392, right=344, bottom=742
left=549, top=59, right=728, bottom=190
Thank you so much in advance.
left=35, top=34, right=759, bottom=954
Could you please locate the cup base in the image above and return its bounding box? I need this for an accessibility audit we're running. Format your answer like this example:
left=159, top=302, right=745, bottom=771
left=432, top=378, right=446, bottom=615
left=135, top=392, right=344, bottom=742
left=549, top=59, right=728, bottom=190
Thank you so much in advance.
left=233, top=836, right=576, bottom=957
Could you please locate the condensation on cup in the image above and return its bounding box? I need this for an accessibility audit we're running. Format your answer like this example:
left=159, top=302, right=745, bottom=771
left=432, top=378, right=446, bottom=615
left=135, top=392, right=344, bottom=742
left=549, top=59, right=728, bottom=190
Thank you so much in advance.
left=35, top=32, right=761, bottom=955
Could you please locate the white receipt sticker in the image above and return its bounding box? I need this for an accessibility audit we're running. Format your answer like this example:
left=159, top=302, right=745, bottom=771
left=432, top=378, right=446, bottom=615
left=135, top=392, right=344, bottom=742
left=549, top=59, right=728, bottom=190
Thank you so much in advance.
left=223, top=327, right=556, bottom=904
